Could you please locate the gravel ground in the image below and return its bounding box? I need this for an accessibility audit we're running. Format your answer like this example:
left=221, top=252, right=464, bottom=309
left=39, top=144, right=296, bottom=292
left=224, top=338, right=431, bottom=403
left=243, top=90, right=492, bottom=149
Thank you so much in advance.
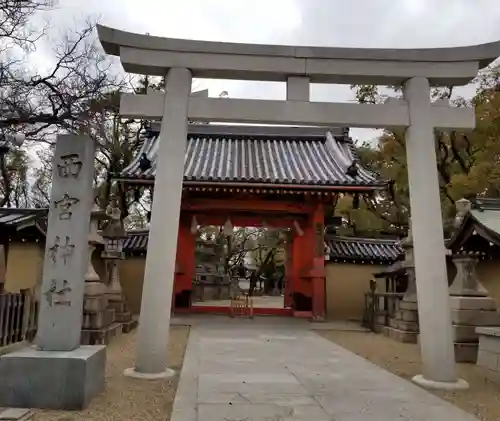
left=319, top=330, right=500, bottom=421
left=33, top=325, right=190, bottom=421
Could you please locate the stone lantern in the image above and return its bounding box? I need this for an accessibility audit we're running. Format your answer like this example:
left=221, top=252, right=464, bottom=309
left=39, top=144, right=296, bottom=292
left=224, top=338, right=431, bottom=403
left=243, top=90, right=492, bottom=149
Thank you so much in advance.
left=400, top=222, right=416, bottom=303
left=384, top=220, right=420, bottom=343
left=449, top=198, right=487, bottom=297
left=84, top=205, right=107, bottom=295
left=102, top=201, right=126, bottom=300
left=448, top=197, right=500, bottom=362
left=81, top=204, right=122, bottom=345
left=101, top=200, right=136, bottom=333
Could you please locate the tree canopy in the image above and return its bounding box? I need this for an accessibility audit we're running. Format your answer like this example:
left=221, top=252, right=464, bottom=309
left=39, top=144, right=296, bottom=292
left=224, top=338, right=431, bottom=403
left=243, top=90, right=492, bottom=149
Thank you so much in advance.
left=338, top=66, right=500, bottom=237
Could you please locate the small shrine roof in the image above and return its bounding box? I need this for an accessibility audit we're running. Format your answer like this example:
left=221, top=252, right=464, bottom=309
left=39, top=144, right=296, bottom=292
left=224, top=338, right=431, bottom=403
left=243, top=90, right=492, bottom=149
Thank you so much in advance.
left=0, top=208, right=48, bottom=234
left=447, top=197, right=500, bottom=252
left=117, top=125, right=387, bottom=191
left=325, top=235, right=403, bottom=264
left=122, top=229, right=149, bottom=253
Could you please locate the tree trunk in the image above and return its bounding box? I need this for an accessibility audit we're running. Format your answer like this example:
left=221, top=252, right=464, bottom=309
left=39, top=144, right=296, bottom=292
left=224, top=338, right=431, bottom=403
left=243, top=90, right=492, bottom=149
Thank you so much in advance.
left=249, top=248, right=276, bottom=296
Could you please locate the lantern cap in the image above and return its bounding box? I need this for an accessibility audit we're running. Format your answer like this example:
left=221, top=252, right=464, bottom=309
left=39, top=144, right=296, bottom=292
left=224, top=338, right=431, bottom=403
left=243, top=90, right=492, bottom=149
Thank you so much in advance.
left=102, top=201, right=126, bottom=238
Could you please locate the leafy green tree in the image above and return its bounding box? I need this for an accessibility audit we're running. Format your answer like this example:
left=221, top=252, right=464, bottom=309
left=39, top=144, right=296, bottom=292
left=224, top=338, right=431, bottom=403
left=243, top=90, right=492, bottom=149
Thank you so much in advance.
left=343, top=67, right=500, bottom=236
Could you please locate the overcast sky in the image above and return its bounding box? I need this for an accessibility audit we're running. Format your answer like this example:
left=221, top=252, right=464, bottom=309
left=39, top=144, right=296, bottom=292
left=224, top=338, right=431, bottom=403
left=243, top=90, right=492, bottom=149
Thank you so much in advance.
left=36, top=0, right=500, bottom=143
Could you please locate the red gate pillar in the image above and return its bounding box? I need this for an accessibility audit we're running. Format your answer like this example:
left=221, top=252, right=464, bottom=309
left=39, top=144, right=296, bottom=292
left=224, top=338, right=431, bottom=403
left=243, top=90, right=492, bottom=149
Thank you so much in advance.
left=310, top=203, right=326, bottom=321
left=284, top=230, right=294, bottom=308
left=173, top=216, right=195, bottom=310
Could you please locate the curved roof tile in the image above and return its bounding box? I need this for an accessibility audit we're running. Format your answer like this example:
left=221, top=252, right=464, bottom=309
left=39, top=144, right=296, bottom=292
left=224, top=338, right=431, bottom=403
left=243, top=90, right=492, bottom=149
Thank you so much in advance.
left=325, top=235, right=403, bottom=263
left=119, top=127, right=386, bottom=189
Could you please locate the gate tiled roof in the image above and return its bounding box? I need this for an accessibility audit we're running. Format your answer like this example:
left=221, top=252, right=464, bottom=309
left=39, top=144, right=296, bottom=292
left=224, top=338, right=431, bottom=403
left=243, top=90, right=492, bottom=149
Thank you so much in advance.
left=118, top=125, right=386, bottom=190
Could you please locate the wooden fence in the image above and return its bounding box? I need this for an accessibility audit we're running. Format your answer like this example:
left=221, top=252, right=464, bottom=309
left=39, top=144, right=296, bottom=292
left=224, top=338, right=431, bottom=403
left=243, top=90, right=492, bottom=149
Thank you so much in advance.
left=230, top=294, right=254, bottom=318
left=0, top=289, right=38, bottom=348
left=362, top=291, right=404, bottom=332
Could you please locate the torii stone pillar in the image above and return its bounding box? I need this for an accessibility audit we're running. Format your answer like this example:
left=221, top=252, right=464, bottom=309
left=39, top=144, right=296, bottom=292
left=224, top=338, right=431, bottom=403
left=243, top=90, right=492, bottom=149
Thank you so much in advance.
left=404, top=77, right=467, bottom=389
left=124, top=67, right=192, bottom=378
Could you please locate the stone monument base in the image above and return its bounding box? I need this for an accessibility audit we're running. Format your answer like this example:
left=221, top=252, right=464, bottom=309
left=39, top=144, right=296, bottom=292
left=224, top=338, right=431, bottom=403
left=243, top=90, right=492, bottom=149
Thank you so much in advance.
left=0, top=345, right=106, bottom=410
left=81, top=322, right=123, bottom=345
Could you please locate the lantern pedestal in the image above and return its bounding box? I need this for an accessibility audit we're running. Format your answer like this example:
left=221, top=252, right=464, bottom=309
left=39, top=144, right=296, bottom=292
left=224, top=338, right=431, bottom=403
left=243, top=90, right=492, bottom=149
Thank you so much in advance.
left=102, top=254, right=137, bottom=333
left=107, top=265, right=136, bottom=333
left=384, top=225, right=419, bottom=344
left=81, top=242, right=122, bottom=345
left=448, top=254, right=500, bottom=363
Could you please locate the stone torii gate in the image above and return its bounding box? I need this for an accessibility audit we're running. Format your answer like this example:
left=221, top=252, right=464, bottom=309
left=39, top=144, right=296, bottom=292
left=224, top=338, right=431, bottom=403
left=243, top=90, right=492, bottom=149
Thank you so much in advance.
left=97, top=25, right=500, bottom=389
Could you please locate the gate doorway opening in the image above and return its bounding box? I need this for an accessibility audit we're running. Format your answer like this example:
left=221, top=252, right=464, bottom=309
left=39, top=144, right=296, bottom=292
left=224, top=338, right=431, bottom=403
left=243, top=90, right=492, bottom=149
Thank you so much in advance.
left=190, top=224, right=289, bottom=317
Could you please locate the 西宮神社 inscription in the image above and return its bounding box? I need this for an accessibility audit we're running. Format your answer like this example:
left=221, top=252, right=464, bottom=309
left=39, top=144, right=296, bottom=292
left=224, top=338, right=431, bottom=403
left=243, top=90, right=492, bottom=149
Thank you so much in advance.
left=36, top=137, right=96, bottom=352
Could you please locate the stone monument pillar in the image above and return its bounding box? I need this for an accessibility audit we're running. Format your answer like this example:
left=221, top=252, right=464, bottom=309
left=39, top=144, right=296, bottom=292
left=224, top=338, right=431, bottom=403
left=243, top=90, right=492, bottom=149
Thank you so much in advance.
left=0, top=135, right=106, bottom=409
left=448, top=198, right=500, bottom=362
left=81, top=206, right=122, bottom=345
left=102, top=200, right=137, bottom=333
left=384, top=222, right=420, bottom=343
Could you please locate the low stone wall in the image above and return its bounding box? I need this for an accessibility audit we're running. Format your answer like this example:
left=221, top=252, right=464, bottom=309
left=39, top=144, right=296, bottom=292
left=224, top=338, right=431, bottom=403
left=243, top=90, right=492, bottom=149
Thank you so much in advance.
left=476, top=327, right=500, bottom=384
left=192, top=283, right=231, bottom=302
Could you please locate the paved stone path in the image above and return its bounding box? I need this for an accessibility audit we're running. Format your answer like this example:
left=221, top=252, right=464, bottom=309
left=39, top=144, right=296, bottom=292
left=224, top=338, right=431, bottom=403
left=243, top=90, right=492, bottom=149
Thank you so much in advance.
left=171, top=317, right=478, bottom=421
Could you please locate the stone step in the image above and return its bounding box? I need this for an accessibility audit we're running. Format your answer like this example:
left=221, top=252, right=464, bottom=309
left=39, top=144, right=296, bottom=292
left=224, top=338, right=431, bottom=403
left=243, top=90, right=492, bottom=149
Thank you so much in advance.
left=82, top=308, right=115, bottom=329
left=395, top=309, right=418, bottom=323
left=449, top=296, right=497, bottom=311
left=397, top=320, right=419, bottom=332
left=454, top=342, right=478, bottom=363
left=115, top=311, right=132, bottom=323
left=398, top=301, right=418, bottom=311
left=122, top=318, right=139, bottom=334
left=451, top=309, right=500, bottom=326
left=83, top=295, right=108, bottom=313
left=389, top=318, right=399, bottom=329
left=107, top=301, right=129, bottom=314
left=81, top=323, right=122, bottom=346
left=477, top=328, right=500, bottom=353
left=452, top=324, right=479, bottom=343
left=383, top=326, right=418, bottom=344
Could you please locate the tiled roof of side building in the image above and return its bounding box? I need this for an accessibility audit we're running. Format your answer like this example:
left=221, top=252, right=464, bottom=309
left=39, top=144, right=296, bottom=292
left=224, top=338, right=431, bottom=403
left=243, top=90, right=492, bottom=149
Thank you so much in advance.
left=447, top=197, right=500, bottom=251
left=0, top=208, right=48, bottom=233
left=0, top=209, right=402, bottom=264
left=117, top=125, right=387, bottom=190
left=123, top=229, right=149, bottom=253
left=124, top=230, right=403, bottom=264
left=325, top=235, right=403, bottom=264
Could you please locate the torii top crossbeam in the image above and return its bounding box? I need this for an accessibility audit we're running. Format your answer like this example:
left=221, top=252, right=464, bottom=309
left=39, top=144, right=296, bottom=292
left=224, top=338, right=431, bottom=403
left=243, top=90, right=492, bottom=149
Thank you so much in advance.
left=97, top=25, right=500, bottom=85
left=97, top=25, right=500, bottom=131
